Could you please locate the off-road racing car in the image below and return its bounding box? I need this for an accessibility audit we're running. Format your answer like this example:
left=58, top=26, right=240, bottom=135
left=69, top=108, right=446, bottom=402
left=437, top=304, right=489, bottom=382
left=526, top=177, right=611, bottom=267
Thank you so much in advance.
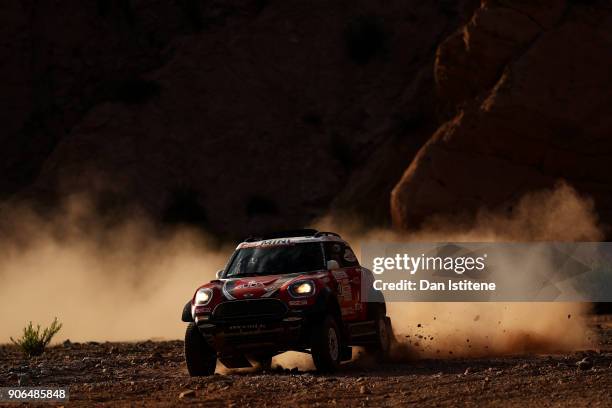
left=181, top=229, right=393, bottom=375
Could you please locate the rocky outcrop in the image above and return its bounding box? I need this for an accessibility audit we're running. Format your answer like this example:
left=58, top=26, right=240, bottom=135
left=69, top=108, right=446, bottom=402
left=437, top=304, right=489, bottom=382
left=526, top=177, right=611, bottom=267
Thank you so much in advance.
left=392, top=0, right=612, bottom=232
left=434, top=0, right=566, bottom=107
left=0, top=0, right=200, bottom=199
left=10, top=0, right=611, bottom=239
left=2, top=1, right=475, bottom=238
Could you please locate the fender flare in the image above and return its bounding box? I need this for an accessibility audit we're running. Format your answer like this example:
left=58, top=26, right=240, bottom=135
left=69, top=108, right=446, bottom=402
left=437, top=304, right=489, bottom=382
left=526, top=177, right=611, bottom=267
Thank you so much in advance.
left=181, top=301, right=193, bottom=322
left=309, top=287, right=343, bottom=326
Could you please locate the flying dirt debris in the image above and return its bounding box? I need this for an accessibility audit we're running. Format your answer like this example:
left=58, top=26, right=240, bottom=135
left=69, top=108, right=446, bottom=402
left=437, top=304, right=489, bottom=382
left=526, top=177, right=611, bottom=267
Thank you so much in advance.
left=0, top=320, right=610, bottom=406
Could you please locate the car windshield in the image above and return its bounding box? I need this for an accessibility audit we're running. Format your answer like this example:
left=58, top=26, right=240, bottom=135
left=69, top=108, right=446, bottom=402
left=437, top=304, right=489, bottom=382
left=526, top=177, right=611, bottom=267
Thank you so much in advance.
left=225, top=242, right=324, bottom=278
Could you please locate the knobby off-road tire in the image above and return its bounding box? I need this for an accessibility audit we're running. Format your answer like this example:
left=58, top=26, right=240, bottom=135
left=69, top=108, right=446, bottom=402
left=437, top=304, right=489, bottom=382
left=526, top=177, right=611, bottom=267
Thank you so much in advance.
left=365, top=311, right=393, bottom=362
left=184, top=323, right=217, bottom=376
left=311, top=315, right=342, bottom=373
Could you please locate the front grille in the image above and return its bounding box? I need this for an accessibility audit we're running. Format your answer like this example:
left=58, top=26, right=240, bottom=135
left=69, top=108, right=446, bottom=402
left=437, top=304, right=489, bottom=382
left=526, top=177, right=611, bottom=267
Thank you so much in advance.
left=222, top=327, right=302, bottom=349
left=213, top=299, right=287, bottom=321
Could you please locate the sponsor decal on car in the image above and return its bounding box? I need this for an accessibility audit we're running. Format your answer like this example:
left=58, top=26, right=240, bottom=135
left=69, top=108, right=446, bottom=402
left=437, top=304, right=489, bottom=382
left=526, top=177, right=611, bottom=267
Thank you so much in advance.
left=239, top=239, right=294, bottom=248
left=341, top=307, right=354, bottom=316
left=332, top=270, right=348, bottom=279
left=235, top=281, right=265, bottom=289
left=337, top=279, right=352, bottom=301
left=228, top=323, right=267, bottom=331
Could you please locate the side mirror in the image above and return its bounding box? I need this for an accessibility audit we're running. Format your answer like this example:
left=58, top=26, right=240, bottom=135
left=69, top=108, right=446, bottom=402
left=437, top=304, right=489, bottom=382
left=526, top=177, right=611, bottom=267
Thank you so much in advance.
left=215, top=270, right=223, bottom=279
left=326, top=260, right=340, bottom=270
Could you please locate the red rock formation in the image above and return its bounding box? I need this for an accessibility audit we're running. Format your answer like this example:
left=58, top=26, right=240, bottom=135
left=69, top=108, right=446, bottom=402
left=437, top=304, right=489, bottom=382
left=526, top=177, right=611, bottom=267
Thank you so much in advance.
left=392, top=0, right=612, bottom=232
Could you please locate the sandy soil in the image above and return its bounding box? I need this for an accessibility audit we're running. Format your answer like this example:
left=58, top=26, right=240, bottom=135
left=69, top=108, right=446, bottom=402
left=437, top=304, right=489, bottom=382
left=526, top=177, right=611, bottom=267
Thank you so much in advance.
left=1, top=318, right=611, bottom=407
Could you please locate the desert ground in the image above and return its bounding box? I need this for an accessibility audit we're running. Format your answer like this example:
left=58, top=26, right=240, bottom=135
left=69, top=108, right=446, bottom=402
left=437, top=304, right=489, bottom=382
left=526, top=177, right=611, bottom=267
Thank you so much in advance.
left=1, top=317, right=610, bottom=407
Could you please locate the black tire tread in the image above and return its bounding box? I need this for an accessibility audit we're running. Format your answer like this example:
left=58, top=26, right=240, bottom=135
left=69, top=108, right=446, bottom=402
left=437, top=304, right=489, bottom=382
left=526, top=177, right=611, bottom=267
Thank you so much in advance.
left=184, top=323, right=217, bottom=376
left=311, top=315, right=342, bottom=373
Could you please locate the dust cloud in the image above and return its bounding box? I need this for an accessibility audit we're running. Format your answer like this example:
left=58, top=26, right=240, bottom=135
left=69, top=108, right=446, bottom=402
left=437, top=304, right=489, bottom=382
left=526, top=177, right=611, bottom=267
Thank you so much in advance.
left=0, top=195, right=227, bottom=342
left=0, top=182, right=602, bottom=365
left=318, top=182, right=602, bottom=358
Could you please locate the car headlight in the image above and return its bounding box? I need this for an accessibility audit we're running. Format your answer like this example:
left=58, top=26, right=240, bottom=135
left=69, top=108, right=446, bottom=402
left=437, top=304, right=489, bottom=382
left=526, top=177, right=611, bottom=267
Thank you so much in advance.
left=194, top=288, right=213, bottom=305
left=289, top=280, right=315, bottom=297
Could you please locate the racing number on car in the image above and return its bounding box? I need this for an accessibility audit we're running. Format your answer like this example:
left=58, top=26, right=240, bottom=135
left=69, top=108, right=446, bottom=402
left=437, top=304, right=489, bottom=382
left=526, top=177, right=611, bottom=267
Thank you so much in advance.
left=327, top=243, right=362, bottom=321
left=345, top=266, right=365, bottom=320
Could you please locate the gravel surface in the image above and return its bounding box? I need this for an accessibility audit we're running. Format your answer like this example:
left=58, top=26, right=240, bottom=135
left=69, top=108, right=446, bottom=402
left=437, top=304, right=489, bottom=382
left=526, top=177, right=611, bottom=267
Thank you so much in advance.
left=1, top=319, right=611, bottom=407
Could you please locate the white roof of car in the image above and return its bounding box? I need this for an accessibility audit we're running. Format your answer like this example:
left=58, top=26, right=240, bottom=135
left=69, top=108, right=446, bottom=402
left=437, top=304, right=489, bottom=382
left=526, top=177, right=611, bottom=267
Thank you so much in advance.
left=236, top=234, right=344, bottom=249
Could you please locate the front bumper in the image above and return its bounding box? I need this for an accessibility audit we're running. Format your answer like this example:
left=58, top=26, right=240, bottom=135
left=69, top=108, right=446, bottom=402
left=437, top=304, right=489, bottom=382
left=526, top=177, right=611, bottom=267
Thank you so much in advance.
left=194, top=298, right=326, bottom=353
left=196, top=315, right=307, bottom=353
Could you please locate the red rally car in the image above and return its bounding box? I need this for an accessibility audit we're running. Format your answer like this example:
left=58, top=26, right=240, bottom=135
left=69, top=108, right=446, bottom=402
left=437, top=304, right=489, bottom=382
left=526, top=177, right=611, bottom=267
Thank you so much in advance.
left=181, top=229, right=393, bottom=374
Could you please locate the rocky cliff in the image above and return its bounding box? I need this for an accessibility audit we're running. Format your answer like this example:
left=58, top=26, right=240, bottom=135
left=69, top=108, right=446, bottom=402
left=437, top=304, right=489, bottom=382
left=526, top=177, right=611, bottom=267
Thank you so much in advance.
left=1, top=0, right=478, bottom=238
left=3, top=0, right=611, bottom=239
left=392, top=0, right=612, bottom=234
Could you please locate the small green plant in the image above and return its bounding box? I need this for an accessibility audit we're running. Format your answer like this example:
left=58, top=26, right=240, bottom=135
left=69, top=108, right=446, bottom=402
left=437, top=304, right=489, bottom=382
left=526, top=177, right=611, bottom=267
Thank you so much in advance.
left=10, top=318, right=63, bottom=357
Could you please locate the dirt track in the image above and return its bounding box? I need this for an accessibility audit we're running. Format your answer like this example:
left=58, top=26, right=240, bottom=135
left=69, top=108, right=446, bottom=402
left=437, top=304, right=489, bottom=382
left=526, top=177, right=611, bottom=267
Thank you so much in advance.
left=1, top=318, right=611, bottom=407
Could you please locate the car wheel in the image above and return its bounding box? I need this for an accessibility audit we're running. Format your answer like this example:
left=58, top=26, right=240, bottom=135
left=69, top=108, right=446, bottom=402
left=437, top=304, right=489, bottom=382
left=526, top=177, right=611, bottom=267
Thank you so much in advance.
left=311, top=315, right=342, bottom=373
left=184, top=323, right=217, bottom=376
left=366, top=313, right=393, bottom=362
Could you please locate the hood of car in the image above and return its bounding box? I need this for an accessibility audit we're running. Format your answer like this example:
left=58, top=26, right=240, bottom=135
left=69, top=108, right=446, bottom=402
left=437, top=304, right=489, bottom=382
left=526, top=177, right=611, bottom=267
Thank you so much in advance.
left=221, top=273, right=302, bottom=300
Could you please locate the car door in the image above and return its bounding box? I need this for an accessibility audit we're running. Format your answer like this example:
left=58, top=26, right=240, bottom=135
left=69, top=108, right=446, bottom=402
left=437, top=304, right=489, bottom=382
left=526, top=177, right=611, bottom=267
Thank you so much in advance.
left=341, top=245, right=367, bottom=321
left=325, top=242, right=363, bottom=321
